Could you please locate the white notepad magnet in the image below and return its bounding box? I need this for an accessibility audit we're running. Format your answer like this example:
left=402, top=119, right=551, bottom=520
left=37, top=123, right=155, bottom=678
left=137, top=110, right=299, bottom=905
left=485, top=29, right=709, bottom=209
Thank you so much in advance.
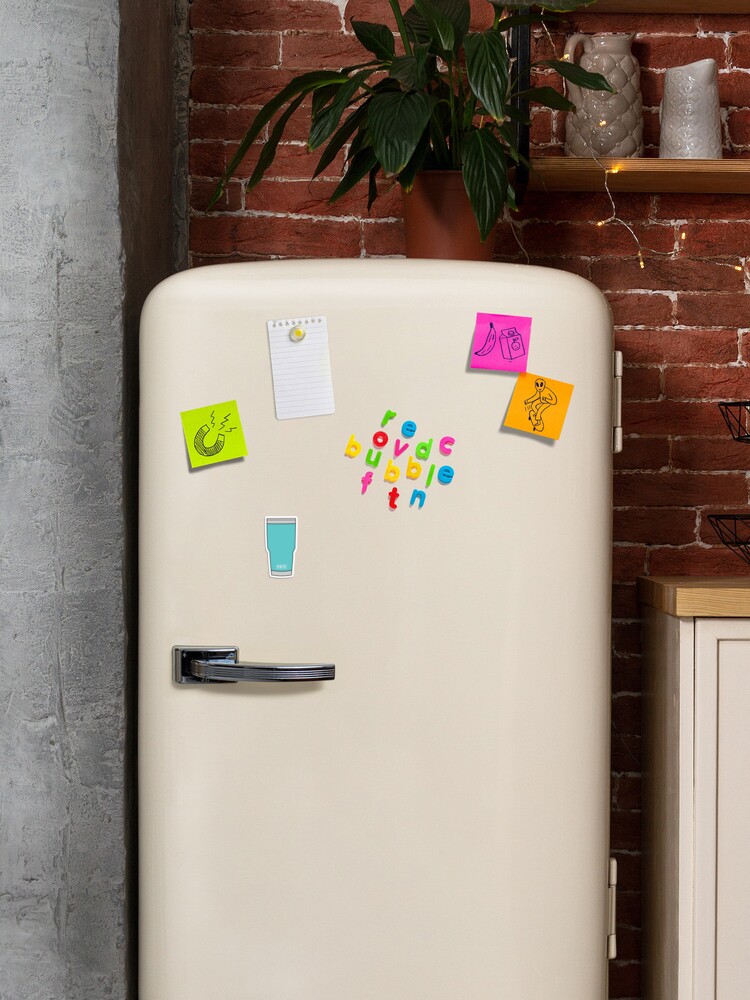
left=267, top=315, right=335, bottom=420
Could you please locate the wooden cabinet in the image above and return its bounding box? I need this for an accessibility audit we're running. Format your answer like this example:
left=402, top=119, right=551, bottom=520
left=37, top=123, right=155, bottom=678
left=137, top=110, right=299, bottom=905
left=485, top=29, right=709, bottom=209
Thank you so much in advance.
left=640, top=577, right=750, bottom=1000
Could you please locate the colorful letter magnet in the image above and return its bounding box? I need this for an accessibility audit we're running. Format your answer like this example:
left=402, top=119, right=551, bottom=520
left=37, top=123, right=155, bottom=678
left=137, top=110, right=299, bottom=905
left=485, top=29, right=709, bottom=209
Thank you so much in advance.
left=180, top=400, right=247, bottom=468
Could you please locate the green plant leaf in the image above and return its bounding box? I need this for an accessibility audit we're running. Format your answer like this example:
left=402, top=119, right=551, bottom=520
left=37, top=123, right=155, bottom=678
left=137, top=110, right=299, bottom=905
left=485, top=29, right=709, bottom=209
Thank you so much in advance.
left=498, top=122, right=530, bottom=168
left=504, top=103, right=531, bottom=125
left=247, top=94, right=307, bottom=191
left=463, top=30, right=509, bottom=121
left=351, top=20, right=396, bottom=61
left=403, top=5, right=430, bottom=43
left=347, top=126, right=370, bottom=163
left=428, top=113, right=452, bottom=167
left=499, top=121, right=517, bottom=147
left=435, top=0, right=470, bottom=48
left=388, top=43, right=433, bottom=90
left=309, top=69, right=372, bottom=149
left=313, top=101, right=370, bottom=177
left=537, top=59, right=614, bottom=92
left=329, top=146, right=379, bottom=202
left=516, top=85, right=575, bottom=112
left=462, top=91, right=478, bottom=128
left=387, top=0, right=413, bottom=54
left=368, top=90, right=438, bottom=174
left=340, top=60, right=383, bottom=73
left=461, top=127, right=507, bottom=242
left=367, top=164, right=380, bottom=210
left=413, top=0, right=454, bottom=52
left=396, top=130, right=430, bottom=191
left=209, top=70, right=349, bottom=208
left=312, top=83, right=341, bottom=119
left=405, top=0, right=469, bottom=48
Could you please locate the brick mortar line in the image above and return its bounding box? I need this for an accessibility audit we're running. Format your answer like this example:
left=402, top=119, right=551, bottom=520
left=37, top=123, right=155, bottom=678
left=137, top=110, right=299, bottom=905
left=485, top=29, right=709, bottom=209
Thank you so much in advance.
left=608, top=291, right=749, bottom=296
left=191, top=176, right=356, bottom=185
left=189, top=138, right=310, bottom=145
left=190, top=208, right=403, bottom=223
left=625, top=366, right=748, bottom=370
left=614, top=540, right=722, bottom=548
left=192, top=30, right=283, bottom=38
left=193, top=64, right=283, bottom=71
left=616, top=325, right=750, bottom=332
left=619, top=438, right=738, bottom=443
left=538, top=28, right=741, bottom=35
left=614, top=469, right=750, bottom=475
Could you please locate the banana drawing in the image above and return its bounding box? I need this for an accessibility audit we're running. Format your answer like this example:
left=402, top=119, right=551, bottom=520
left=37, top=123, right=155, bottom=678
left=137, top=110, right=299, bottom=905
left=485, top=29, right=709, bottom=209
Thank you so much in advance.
left=193, top=423, right=225, bottom=457
left=474, top=322, right=497, bottom=357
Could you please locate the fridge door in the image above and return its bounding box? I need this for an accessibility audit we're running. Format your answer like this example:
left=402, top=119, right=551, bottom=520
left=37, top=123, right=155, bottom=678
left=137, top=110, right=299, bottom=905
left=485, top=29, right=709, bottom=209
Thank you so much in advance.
left=139, top=259, right=613, bottom=1000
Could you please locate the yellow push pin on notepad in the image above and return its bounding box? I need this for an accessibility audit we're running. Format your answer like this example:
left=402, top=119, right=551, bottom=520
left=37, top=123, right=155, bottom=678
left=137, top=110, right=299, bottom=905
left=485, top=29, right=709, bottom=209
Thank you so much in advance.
left=290, top=325, right=306, bottom=343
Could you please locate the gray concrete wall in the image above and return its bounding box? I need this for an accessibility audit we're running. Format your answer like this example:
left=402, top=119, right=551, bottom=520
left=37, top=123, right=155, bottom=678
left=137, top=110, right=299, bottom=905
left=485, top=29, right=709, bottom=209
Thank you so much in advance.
left=0, top=0, right=177, bottom=996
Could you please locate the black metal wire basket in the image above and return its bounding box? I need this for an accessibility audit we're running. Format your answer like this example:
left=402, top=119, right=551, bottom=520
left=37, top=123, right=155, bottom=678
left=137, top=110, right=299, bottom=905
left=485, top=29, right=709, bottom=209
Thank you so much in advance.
left=707, top=514, right=750, bottom=566
left=718, top=402, right=750, bottom=443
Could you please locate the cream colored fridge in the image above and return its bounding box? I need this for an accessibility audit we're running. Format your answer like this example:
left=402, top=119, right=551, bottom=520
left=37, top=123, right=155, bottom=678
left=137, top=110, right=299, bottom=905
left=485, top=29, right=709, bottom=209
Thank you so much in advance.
left=139, top=259, right=617, bottom=1000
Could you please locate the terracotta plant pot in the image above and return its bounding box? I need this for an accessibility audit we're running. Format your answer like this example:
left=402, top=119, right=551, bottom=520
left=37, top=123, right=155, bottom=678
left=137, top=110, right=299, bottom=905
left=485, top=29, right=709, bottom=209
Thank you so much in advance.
left=402, top=170, right=497, bottom=262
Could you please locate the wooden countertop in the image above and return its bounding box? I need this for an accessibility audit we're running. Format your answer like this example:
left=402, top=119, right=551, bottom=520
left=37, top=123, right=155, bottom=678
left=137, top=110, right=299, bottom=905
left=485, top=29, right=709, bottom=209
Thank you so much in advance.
left=638, top=576, right=750, bottom=618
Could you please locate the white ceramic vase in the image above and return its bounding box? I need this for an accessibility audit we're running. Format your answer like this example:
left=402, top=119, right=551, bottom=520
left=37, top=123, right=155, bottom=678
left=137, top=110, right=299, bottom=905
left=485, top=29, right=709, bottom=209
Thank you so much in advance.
left=564, top=33, right=644, bottom=158
left=659, top=59, right=722, bottom=159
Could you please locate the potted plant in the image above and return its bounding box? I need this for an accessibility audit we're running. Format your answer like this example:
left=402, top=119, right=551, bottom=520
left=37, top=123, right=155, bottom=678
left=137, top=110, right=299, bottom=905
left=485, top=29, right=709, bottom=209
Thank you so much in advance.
left=209, top=0, right=611, bottom=260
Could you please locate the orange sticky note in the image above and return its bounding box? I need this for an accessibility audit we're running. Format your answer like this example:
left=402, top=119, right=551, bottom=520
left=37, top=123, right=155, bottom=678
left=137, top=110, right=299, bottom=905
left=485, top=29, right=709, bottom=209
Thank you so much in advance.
left=504, top=372, right=574, bottom=441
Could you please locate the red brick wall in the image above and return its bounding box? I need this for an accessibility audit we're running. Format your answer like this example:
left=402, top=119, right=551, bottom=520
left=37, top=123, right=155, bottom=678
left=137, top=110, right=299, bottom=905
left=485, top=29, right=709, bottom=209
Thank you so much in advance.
left=188, top=4, right=750, bottom=996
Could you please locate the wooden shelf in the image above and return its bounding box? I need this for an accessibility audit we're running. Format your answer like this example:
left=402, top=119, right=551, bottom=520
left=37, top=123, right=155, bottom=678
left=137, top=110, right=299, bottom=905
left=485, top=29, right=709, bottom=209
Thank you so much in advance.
left=639, top=576, right=750, bottom=618
left=584, top=0, right=750, bottom=12
left=528, top=157, right=750, bottom=193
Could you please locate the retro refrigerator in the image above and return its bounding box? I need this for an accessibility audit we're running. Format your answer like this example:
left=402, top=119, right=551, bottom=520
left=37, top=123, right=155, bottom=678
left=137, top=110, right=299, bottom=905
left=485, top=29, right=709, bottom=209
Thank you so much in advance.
left=139, top=259, right=618, bottom=999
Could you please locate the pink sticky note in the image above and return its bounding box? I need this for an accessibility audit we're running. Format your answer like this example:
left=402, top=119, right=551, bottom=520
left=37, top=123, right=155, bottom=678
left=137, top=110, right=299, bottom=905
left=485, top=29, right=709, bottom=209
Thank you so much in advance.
left=470, top=312, right=532, bottom=373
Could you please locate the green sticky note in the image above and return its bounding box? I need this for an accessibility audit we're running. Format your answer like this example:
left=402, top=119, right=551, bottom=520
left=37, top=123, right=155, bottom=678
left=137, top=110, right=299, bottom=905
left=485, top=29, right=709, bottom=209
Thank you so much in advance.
left=180, top=400, right=247, bottom=468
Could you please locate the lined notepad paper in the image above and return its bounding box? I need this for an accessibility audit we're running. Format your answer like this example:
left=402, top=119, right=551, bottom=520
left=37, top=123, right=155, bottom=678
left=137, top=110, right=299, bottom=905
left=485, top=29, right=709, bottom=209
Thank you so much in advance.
left=266, top=315, right=335, bottom=420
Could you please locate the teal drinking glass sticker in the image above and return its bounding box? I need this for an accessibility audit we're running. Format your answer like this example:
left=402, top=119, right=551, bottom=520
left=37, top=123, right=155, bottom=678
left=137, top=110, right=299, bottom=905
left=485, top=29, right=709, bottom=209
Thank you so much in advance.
left=180, top=400, right=247, bottom=469
left=265, top=516, right=297, bottom=578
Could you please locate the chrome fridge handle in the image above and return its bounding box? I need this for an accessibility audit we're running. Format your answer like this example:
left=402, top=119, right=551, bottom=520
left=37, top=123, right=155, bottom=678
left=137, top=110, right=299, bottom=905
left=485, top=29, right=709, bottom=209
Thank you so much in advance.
left=173, top=646, right=335, bottom=685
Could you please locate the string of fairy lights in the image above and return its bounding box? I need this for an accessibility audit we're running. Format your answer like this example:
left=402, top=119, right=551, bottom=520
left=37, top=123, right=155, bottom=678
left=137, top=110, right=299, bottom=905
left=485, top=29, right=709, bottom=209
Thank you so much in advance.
left=590, top=146, right=742, bottom=275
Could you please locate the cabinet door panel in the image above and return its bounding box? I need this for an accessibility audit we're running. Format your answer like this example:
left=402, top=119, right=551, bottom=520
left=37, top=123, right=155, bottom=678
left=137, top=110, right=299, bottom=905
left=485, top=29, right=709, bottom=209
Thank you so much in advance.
left=695, top=620, right=750, bottom=1000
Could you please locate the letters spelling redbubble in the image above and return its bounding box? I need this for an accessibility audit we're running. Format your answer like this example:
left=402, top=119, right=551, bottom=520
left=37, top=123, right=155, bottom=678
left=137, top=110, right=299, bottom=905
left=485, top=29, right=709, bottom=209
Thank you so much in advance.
left=344, top=409, right=456, bottom=511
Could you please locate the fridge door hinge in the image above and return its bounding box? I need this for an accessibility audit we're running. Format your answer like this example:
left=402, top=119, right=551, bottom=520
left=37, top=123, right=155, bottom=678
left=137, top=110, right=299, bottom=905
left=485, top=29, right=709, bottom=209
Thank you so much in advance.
left=607, top=857, right=617, bottom=960
left=612, top=352, right=623, bottom=454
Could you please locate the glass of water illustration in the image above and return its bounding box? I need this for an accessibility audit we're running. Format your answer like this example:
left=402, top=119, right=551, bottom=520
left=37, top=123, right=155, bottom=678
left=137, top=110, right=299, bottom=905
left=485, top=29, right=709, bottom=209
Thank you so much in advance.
left=265, top=516, right=297, bottom=577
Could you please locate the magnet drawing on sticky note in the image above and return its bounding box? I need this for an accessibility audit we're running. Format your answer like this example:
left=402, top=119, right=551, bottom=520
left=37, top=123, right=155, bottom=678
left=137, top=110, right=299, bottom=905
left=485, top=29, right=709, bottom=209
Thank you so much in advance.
left=180, top=400, right=247, bottom=468
left=471, top=313, right=531, bottom=373
left=504, top=372, right=574, bottom=441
